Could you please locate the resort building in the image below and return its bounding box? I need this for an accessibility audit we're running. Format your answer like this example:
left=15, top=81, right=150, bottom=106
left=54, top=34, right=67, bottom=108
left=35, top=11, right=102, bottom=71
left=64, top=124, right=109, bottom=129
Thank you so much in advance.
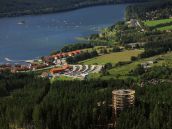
left=50, top=64, right=70, bottom=74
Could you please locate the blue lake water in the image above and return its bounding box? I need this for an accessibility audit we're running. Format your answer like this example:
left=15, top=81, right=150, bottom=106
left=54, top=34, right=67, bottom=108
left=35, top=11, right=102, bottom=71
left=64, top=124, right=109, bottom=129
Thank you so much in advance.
left=0, top=4, right=127, bottom=63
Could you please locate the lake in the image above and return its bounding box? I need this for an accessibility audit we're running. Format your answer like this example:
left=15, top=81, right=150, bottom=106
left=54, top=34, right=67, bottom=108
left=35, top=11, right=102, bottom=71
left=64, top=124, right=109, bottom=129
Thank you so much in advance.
left=0, top=4, right=127, bottom=63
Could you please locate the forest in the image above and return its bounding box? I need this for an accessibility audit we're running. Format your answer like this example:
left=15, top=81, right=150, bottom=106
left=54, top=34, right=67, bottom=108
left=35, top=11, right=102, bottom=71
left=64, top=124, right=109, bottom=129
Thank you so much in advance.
left=66, top=50, right=98, bottom=64
left=139, top=38, right=172, bottom=58
left=0, top=71, right=172, bottom=129
left=0, top=0, right=161, bottom=17
left=125, top=1, right=172, bottom=20
left=0, top=0, right=113, bottom=17
left=61, top=43, right=93, bottom=52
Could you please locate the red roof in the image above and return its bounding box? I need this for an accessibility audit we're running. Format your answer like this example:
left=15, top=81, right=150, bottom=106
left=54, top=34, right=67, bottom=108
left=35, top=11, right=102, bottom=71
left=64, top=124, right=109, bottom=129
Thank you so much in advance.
left=50, top=65, right=70, bottom=74
left=52, top=50, right=81, bottom=59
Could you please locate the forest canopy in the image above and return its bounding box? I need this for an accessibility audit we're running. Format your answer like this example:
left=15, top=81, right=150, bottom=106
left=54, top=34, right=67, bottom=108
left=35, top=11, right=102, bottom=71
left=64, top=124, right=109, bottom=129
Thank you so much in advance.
left=0, top=0, right=162, bottom=17
left=0, top=72, right=172, bottom=129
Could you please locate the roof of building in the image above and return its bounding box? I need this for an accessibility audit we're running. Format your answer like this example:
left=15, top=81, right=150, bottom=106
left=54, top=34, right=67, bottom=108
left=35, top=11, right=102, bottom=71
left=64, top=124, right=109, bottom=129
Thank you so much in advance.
left=52, top=50, right=81, bottom=58
left=50, top=65, right=70, bottom=74
left=112, top=89, right=135, bottom=95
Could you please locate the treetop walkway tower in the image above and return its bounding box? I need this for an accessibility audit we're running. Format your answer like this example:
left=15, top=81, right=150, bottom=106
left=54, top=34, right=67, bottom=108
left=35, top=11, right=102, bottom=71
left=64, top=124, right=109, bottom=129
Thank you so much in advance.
left=112, top=89, right=135, bottom=117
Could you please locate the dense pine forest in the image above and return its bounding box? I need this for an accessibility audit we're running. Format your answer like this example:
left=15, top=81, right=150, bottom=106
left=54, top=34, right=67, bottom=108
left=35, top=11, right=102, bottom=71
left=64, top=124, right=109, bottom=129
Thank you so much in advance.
left=0, top=0, right=113, bottom=17
left=0, top=71, right=172, bottom=129
left=0, top=0, right=162, bottom=17
left=126, top=1, right=172, bottom=20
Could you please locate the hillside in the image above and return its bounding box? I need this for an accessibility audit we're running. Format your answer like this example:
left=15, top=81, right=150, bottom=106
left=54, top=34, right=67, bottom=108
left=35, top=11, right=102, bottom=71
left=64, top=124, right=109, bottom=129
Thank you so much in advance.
left=0, top=0, right=112, bottom=17
left=0, top=0, right=160, bottom=17
left=1, top=1, right=172, bottom=129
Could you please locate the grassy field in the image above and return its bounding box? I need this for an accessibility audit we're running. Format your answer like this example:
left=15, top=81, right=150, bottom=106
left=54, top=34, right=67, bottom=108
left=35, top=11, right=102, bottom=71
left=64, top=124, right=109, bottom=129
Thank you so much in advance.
left=144, top=18, right=172, bottom=27
left=157, top=25, right=172, bottom=31
left=88, top=51, right=172, bottom=80
left=79, top=50, right=143, bottom=65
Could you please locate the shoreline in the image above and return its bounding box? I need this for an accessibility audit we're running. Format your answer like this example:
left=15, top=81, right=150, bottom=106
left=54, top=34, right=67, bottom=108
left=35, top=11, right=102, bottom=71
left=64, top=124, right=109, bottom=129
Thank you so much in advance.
left=0, top=3, right=128, bottom=64
left=0, top=2, right=116, bottom=18
left=0, top=1, right=139, bottom=19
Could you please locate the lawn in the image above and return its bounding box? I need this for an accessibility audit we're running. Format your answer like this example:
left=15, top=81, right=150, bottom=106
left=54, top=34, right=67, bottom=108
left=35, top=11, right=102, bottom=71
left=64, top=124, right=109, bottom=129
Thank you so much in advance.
left=79, top=50, right=143, bottom=65
left=144, top=18, right=172, bottom=27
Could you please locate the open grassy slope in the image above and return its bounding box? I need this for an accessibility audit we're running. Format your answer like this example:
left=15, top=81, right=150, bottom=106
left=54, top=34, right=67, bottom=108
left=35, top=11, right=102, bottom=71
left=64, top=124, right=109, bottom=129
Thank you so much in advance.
left=144, top=18, right=172, bottom=31
left=158, top=25, right=172, bottom=31
left=101, top=51, right=172, bottom=79
left=87, top=50, right=172, bottom=80
left=79, top=50, right=143, bottom=65
left=144, top=18, right=172, bottom=27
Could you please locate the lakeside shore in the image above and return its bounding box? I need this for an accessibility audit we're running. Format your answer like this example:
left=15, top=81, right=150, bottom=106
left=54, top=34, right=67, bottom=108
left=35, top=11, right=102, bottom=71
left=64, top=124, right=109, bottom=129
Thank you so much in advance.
left=0, top=4, right=127, bottom=63
left=0, top=2, right=115, bottom=18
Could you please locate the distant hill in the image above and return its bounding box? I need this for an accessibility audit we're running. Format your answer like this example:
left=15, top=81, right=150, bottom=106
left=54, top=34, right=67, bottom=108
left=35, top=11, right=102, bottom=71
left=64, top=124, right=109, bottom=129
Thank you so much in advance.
left=0, top=0, right=113, bottom=17
left=0, top=0, right=160, bottom=17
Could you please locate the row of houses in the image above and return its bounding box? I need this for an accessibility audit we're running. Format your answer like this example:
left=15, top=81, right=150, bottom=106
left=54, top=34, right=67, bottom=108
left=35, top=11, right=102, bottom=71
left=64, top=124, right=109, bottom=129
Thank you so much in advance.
left=0, top=63, right=49, bottom=73
left=52, top=50, right=81, bottom=59
left=42, top=50, right=81, bottom=65
left=0, top=50, right=82, bottom=73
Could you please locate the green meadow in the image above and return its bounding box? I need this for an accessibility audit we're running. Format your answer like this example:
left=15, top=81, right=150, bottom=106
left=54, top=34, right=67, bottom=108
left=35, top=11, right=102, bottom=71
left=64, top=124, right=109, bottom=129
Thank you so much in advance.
left=88, top=51, right=172, bottom=80
left=144, top=18, right=172, bottom=27
left=158, top=25, right=172, bottom=31
left=79, top=50, right=143, bottom=65
left=144, top=18, right=172, bottom=31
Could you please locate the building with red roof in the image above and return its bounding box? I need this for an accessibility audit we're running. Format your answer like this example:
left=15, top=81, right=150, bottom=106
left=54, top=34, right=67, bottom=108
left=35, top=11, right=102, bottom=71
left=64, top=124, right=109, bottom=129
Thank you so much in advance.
left=50, top=65, right=70, bottom=74
left=52, top=50, right=81, bottom=60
